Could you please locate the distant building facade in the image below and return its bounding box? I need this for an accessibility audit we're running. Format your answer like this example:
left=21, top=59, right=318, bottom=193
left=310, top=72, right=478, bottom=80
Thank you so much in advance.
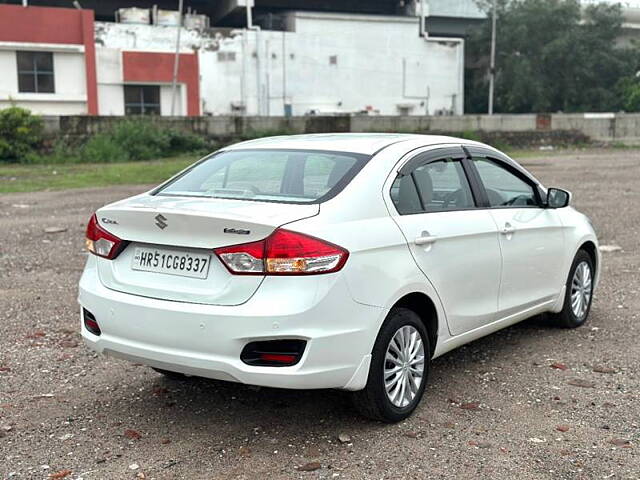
left=0, top=5, right=98, bottom=115
left=423, top=0, right=486, bottom=37
left=0, top=3, right=465, bottom=117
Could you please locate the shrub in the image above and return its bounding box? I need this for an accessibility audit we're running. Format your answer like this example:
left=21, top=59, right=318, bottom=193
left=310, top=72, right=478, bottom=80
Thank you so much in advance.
left=0, top=107, right=44, bottom=162
left=79, top=119, right=208, bottom=163
left=82, top=119, right=168, bottom=162
left=166, top=128, right=208, bottom=154
left=459, top=130, right=482, bottom=142
left=22, top=140, right=80, bottom=164
left=82, top=134, right=130, bottom=163
left=3, top=115, right=209, bottom=164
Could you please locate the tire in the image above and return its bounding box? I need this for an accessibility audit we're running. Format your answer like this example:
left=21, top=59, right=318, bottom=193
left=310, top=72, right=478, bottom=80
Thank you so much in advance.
left=152, top=367, right=190, bottom=380
left=549, top=250, right=594, bottom=328
left=351, top=307, right=430, bottom=422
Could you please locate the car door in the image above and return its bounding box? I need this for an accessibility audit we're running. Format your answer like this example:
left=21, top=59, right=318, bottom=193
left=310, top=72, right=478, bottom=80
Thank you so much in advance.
left=387, top=146, right=502, bottom=336
left=466, top=148, right=566, bottom=317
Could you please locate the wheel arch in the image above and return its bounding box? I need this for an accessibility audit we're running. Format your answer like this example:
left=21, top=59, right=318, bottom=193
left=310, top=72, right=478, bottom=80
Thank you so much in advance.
left=579, top=240, right=598, bottom=277
left=391, top=292, right=439, bottom=358
left=571, top=234, right=600, bottom=291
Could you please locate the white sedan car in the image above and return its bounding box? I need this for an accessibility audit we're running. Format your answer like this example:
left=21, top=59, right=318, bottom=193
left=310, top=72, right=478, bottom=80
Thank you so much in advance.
left=79, top=134, right=599, bottom=422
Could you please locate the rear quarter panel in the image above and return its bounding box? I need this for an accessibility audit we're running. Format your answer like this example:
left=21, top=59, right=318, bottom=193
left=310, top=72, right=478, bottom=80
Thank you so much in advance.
left=282, top=140, right=453, bottom=349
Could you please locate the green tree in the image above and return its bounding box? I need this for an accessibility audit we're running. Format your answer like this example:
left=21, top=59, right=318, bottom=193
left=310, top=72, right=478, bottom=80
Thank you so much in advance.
left=466, top=0, right=640, bottom=113
left=616, top=74, right=640, bottom=111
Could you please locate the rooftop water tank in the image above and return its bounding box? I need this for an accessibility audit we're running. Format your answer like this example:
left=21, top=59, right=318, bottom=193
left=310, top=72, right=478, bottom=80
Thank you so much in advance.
left=156, top=9, right=181, bottom=26
left=117, top=7, right=151, bottom=25
left=184, top=13, right=210, bottom=30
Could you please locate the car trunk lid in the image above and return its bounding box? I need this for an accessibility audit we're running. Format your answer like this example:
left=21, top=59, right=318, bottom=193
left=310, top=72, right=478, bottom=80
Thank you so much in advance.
left=94, top=194, right=319, bottom=305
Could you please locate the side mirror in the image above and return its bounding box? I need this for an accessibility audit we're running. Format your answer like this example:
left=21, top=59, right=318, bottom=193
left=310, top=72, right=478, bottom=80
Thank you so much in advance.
left=546, top=188, right=571, bottom=208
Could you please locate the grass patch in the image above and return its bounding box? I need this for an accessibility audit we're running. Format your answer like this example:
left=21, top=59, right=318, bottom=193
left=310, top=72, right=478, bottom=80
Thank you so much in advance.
left=0, top=155, right=196, bottom=193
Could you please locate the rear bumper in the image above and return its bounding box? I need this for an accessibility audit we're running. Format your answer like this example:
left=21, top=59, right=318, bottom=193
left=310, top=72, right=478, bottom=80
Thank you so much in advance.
left=78, top=257, right=384, bottom=390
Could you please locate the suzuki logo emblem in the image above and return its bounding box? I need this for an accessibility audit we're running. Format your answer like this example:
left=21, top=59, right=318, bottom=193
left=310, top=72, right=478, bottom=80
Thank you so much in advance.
left=155, top=214, right=168, bottom=230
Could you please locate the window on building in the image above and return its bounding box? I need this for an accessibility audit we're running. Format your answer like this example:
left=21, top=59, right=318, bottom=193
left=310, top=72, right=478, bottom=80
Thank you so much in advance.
left=217, top=51, right=236, bottom=62
left=124, top=85, right=161, bottom=115
left=329, top=55, right=338, bottom=65
left=17, top=51, right=55, bottom=93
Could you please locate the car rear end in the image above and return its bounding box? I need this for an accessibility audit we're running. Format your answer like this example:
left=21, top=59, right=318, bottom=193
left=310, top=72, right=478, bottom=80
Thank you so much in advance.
left=78, top=146, right=385, bottom=390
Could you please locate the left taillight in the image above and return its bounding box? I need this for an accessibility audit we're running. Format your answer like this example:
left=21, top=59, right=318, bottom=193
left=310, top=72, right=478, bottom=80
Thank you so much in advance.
left=85, top=214, right=125, bottom=260
left=214, top=228, right=349, bottom=275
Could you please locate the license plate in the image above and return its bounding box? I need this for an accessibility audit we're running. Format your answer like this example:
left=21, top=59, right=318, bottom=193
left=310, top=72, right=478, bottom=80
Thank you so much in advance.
left=131, top=247, right=211, bottom=279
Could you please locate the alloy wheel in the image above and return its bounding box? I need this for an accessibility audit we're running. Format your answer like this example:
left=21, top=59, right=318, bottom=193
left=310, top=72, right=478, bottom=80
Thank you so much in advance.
left=384, top=325, right=425, bottom=408
left=570, top=261, right=592, bottom=319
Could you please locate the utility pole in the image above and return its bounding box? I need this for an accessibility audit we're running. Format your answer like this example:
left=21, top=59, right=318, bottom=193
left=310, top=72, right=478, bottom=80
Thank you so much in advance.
left=245, top=0, right=253, bottom=29
left=282, top=31, right=287, bottom=116
left=170, top=0, right=183, bottom=116
left=246, top=0, right=261, bottom=116
left=488, top=0, right=497, bottom=115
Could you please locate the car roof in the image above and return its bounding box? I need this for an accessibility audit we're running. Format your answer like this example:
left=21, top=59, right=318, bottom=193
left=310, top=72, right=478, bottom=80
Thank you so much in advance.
left=223, top=133, right=480, bottom=155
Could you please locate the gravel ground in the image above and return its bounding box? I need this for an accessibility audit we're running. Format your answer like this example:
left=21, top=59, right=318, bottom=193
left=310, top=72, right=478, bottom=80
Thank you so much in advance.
left=0, top=149, right=639, bottom=480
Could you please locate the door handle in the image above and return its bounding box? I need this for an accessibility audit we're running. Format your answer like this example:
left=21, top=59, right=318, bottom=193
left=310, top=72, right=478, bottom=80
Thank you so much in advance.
left=501, top=222, right=516, bottom=235
left=415, top=232, right=438, bottom=246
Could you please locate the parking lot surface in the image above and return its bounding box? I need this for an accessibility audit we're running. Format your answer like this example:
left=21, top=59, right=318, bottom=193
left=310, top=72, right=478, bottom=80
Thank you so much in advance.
left=1, top=149, right=639, bottom=479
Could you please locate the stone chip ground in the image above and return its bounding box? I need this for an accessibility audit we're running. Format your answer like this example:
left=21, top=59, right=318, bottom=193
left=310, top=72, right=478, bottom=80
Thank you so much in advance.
left=0, top=149, right=639, bottom=479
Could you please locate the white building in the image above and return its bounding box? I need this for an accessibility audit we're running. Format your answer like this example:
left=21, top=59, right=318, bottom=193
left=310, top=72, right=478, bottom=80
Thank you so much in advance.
left=206, top=12, right=464, bottom=116
left=95, top=11, right=465, bottom=117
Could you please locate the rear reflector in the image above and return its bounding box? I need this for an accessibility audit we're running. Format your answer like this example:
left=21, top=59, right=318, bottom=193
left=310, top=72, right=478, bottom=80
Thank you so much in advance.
left=259, top=353, right=298, bottom=364
left=83, top=308, right=101, bottom=336
left=85, top=214, right=126, bottom=260
left=240, top=339, right=306, bottom=367
left=215, top=229, right=348, bottom=275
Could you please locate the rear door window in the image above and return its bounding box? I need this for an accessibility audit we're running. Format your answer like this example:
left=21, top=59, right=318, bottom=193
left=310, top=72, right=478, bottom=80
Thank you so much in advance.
left=413, top=159, right=475, bottom=212
left=390, top=157, right=475, bottom=215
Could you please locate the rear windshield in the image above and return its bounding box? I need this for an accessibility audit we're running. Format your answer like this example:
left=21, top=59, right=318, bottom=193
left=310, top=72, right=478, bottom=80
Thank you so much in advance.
left=155, top=149, right=370, bottom=204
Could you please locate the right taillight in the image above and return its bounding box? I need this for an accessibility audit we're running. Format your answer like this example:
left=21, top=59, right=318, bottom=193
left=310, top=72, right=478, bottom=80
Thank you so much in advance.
left=214, top=229, right=349, bottom=275
left=85, top=213, right=125, bottom=260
